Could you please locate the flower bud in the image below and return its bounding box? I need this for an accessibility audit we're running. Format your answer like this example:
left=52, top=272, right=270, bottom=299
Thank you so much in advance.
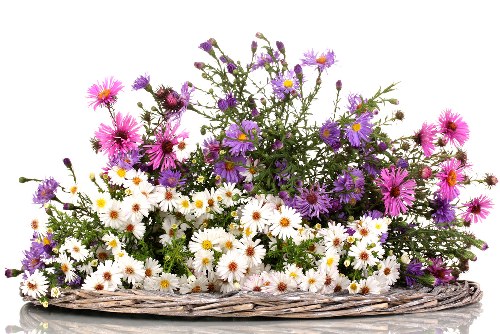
left=5, top=268, right=21, bottom=278
left=137, top=101, right=143, bottom=108
left=485, top=174, right=498, bottom=187
left=251, top=41, right=257, bottom=53
left=378, top=142, right=388, bottom=152
left=63, top=158, right=72, bottom=168
left=89, top=172, right=96, bottom=181
left=278, top=191, right=289, bottom=200
left=260, top=98, right=267, bottom=106
left=420, top=166, right=433, bottom=179
left=388, top=98, right=399, bottom=105
left=63, top=203, right=75, bottom=210
left=336, top=80, right=342, bottom=91
left=194, top=62, right=205, bottom=70
left=208, top=38, right=217, bottom=47
left=455, top=149, right=468, bottom=166
left=437, top=137, right=447, bottom=147
left=243, top=183, right=254, bottom=192
left=255, top=32, right=264, bottom=39
left=395, top=110, right=405, bottom=120
left=18, top=177, right=29, bottom=183
left=316, top=78, right=322, bottom=86
left=272, top=140, right=283, bottom=150
left=401, top=142, right=410, bottom=151
left=400, top=252, right=410, bottom=264
left=200, top=126, right=207, bottom=135
left=276, top=41, right=285, bottom=54
left=343, top=259, right=351, bottom=267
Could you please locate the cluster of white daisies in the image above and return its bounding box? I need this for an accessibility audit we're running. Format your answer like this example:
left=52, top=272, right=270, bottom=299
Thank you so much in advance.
left=21, top=168, right=400, bottom=300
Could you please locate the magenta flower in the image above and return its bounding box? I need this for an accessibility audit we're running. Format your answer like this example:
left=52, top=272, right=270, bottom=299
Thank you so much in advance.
left=427, top=258, right=454, bottom=286
left=271, top=71, right=299, bottom=100
left=146, top=123, right=188, bottom=171
left=376, top=166, right=416, bottom=216
left=95, top=112, right=142, bottom=157
left=438, top=109, right=469, bottom=146
left=414, top=122, right=438, bottom=157
left=87, top=77, right=124, bottom=111
left=463, top=195, right=493, bottom=224
left=436, top=158, right=464, bottom=201
left=301, top=49, right=335, bottom=72
left=223, top=120, right=260, bottom=155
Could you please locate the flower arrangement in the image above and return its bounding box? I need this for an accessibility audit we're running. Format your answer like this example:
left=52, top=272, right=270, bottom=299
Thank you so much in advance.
left=7, top=33, right=496, bottom=308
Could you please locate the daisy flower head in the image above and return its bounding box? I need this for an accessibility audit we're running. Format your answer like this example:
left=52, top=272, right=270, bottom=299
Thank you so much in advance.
left=319, top=248, right=340, bottom=274
left=99, top=199, right=126, bottom=229
left=216, top=251, right=248, bottom=282
left=87, top=77, right=124, bottom=111
left=414, top=122, right=438, bottom=157
left=240, top=198, right=273, bottom=232
left=347, top=93, right=366, bottom=114
left=155, top=272, right=180, bottom=293
left=146, top=123, right=188, bottom=171
left=122, top=220, right=146, bottom=239
left=179, top=275, right=209, bottom=294
left=189, top=228, right=222, bottom=253
left=33, top=177, right=59, bottom=206
left=284, top=263, right=304, bottom=283
left=159, top=169, right=186, bottom=189
left=345, top=113, right=372, bottom=147
left=93, top=193, right=111, bottom=213
left=427, top=257, right=454, bottom=286
left=108, top=165, right=128, bottom=186
left=122, top=195, right=151, bottom=224
left=271, top=70, right=300, bottom=100
left=269, top=206, right=302, bottom=240
left=319, top=119, right=341, bottom=151
left=60, top=237, right=89, bottom=262
left=155, top=85, right=188, bottom=120
left=236, top=237, right=266, bottom=268
left=219, top=231, right=239, bottom=253
left=204, top=188, right=223, bottom=214
left=144, top=257, right=162, bottom=279
left=223, top=120, right=260, bottom=156
left=82, top=273, right=107, bottom=291
left=173, top=137, right=192, bottom=161
left=292, top=183, right=332, bottom=219
left=348, top=280, right=360, bottom=294
left=299, top=269, right=326, bottom=293
left=359, top=276, right=382, bottom=295
left=240, top=159, right=264, bottom=183
left=21, top=270, right=49, bottom=298
left=214, top=156, right=246, bottom=184
left=95, top=260, right=123, bottom=291
left=264, top=271, right=297, bottom=294
left=377, top=255, right=400, bottom=285
left=191, top=191, right=209, bottom=217
left=30, top=217, right=47, bottom=237
left=118, top=256, right=145, bottom=285
left=102, top=233, right=121, bottom=253
left=348, top=241, right=378, bottom=270
left=301, top=49, right=335, bottom=72
left=320, top=222, right=348, bottom=251
left=95, top=112, right=142, bottom=158
left=123, top=169, right=149, bottom=191
left=376, top=166, right=416, bottom=217
left=193, top=249, right=215, bottom=273
left=331, top=274, right=351, bottom=293
left=217, top=182, right=242, bottom=207
left=436, top=158, right=464, bottom=201
left=438, top=109, right=469, bottom=147
left=176, top=195, right=192, bottom=215
left=58, top=253, right=78, bottom=283
left=333, top=167, right=365, bottom=204
left=242, top=274, right=264, bottom=292
left=463, top=195, right=493, bottom=224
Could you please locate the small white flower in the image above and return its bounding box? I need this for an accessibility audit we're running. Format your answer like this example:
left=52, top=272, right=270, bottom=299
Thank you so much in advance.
left=144, top=257, right=162, bottom=278
left=60, top=237, right=89, bottom=262
left=240, top=159, right=264, bottom=182
left=269, top=206, right=302, bottom=240
left=348, top=280, right=360, bottom=294
left=159, top=215, right=185, bottom=246
left=119, top=256, right=146, bottom=285
left=205, top=188, right=223, bottom=214
left=82, top=273, right=108, bottom=291
left=191, top=191, right=208, bottom=217
left=122, top=195, right=151, bottom=224
left=176, top=195, right=192, bottom=215
left=220, top=281, right=239, bottom=294
left=284, top=263, right=304, bottom=283
left=319, top=248, right=340, bottom=274
left=348, top=241, right=378, bottom=270
left=78, top=263, right=94, bottom=276
left=179, top=275, right=209, bottom=294
left=299, top=269, right=326, bottom=293
left=108, top=166, right=128, bottom=186
left=242, top=274, right=264, bottom=292
left=58, top=253, right=77, bottom=283
left=68, top=184, right=79, bottom=202
left=400, top=251, right=411, bottom=264
left=188, top=229, right=222, bottom=253
left=264, top=271, right=297, bottom=294
left=236, top=237, right=266, bottom=268
left=95, top=246, right=112, bottom=262
left=50, top=287, right=61, bottom=298
left=174, top=137, right=192, bottom=161
left=94, top=260, right=123, bottom=290
left=376, top=255, right=400, bottom=285
left=122, top=220, right=146, bottom=239
left=216, top=183, right=242, bottom=207
left=93, top=193, right=111, bottom=213
left=216, top=251, right=248, bottom=282
left=148, top=272, right=180, bottom=292
left=193, top=249, right=215, bottom=273
left=359, top=276, right=381, bottom=294
left=240, top=198, right=273, bottom=232
left=330, top=274, right=351, bottom=294
left=206, top=271, right=222, bottom=293
left=21, top=270, right=49, bottom=299
left=320, top=222, right=348, bottom=251
left=124, top=169, right=148, bottom=190
left=136, top=182, right=161, bottom=207
left=156, top=187, right=181, bottom=212
left=102, top=233, right=121, bottom=252
left=99, top=199, right=127, bottom=229
left=219, top=232, right=239, bottom=253
left=30, top=218, right=47, bottom=236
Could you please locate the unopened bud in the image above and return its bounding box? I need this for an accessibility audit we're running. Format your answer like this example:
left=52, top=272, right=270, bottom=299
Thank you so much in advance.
left=255, top=32, right=265, bottom=39
left=18, top=177, right=29, bottom=183
left=389, top=99, right=399, bottom=105
left=137, top=101, right=143, bottom=108
left=63, top=158, right=72, bottom=168
left=89, top=172, right=96, bottom=181
left=485, top=174, right=498, bottom=187
left=251, top=41, right=257, bottom=53
left=336, top=80, right=342, bottom=91
left=395, top=110, right=405, bottom=120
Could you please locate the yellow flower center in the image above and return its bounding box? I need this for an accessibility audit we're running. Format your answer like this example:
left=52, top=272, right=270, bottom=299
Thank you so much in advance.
left=132, top=176, right=141, bottom=186
left=322, top=129, right=330, bottom=138
left=96, top=198, right=107, bottom=209
left=202, top=258, right=210, bottom=265
left=160, top=279, right=170, bottom=289
left=61, top=263, right=69, bottom=273
left=43, top=237, right=51, bottom=246
left=109, top=239, right=118, bottom=248
left=283, top=79, right=293, bottom=88
left=117, top=168, right=126, bottom=178
left=352, top=123, right=361, bottom=132
left=195, top=200, right=204, bottom=209
left=98, top=88, right=111, bottom=100
left=70, top=186, right=78, bottom=195
left=238, top=133, right=248, bottom=141
left=181, top=200, right=190, bottom=208
left=225, top=241, right=233, bottom=249
left=289, top=272, right=298, bottom=278
left=316, top=55, right=327, bottom=64
left=308, top=278, right=316, bottom=285
left=326, top=258, right=334, bottom=266
left=279, top=217, right=291, bottom=227
left=349, top=282, right=358, bottom=290
left=202, top=240, right=213, bottom=250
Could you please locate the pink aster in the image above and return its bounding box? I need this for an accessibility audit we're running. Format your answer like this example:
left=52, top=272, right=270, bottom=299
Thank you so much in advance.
left=87, top=77, right=124, bottom=111
left=438, top=109, right=469, bottom=146
left=301, top=49, right=335, bottom=72
left=463, top=195, right=493, bottom=224
left=376, top=166, right=416, bottom=217
left=146, top=123, right=188, bottom=171
left=414, top=122, right=438, bottom=157
left=436, top=158, right=464, bottom=201
left=95, top=112, right=142, bottom=157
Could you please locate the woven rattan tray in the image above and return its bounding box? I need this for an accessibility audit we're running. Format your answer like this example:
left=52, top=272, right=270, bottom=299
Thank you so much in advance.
left=23, top=280, right=481, bottom=318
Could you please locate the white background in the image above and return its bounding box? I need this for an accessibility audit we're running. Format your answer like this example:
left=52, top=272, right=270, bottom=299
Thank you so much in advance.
left=1, top=1, right=499, bottom=332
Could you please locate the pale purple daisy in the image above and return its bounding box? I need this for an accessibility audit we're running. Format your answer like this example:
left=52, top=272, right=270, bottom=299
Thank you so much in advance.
left=333, top=168, right=365, bottom=204
left=347, top=94, right=365, bottom=113
left=376, top=166, right=416, bottom=217
left=251, top=50, right=281, bottom=71
left=436, top=158, right=464, bottom=201
left=33, top=177, right=59, bottom=205
left=301, top=49, right=335, bottom=72
left=405, top=259, right=424, bottom=287
left=438, top=109, right=469, bottom=146
left=145, top=123, right=188, bottom=171
left=223, top=120, right=260, bottom=155
left=199, top=40, right=213, bottom=53
left=132, top=74, right=150, bottom=90
left=271, top=71, right=299, bottom=100
left=414, top=122, right=438, bottom=157
left=431, top=195, right=456, bottom=226
left=214, top=156, right=246, bottom=183
left=463, top=195, right=493, bottom=224
left=345, top=113, right=372, bottom=147
left=292, top=184, right=332, bottom=219
left=22, top=241, right=47, bottom=274
left=95, top=112, right=142, bottom=157
left=159, top=169, right=186, bottom=188
left=108, top=150, right=141, bottom=170
left=87, top=77, right=124, bottom=111
left=319, top=119, right=341, bottom=151
left=180, top=82, right=194, bottom=113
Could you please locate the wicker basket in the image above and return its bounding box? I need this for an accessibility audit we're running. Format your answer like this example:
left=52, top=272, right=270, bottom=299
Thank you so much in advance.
left=23, top=280, right=481, bottom=318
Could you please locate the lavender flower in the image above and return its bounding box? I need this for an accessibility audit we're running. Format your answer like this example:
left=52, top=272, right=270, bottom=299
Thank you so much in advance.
left=333, top=168, right=365, bottom=204
left=319, top=119, right=341, bottom=151
left=21, top=242, right=47, bottom=274
left=159, top=169, right=186, bottom=188
left=223, top=120, right=260, bottom=155
left=33, top=177, right=59, bottom=205
left=214, top=156, right=246, bottom=183
left=218, top=98, right=229, bottom=111
left=199, top=40, right=213, bottom=53
left=345, top=113, right=372, bottom=147
left=292, top=184, right=332, bottom=219
left=227, top=63, right=237, bottom=74
left=251, top=51, right=281, bottom=71
left=405, top=259, right=424, bottom=287
left=271, top=71, right=300, bottom=100
left=347, top=94, right=365, bottom=113
left=132, top=74, right=150, bottom=90
left=274, top=160, right=290, bottom=187
left=431, top=196, right=456, bottom=226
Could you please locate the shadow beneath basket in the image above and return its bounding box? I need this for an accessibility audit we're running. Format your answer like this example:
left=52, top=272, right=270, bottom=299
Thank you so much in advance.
left=7, top=302, right=482, bottom=334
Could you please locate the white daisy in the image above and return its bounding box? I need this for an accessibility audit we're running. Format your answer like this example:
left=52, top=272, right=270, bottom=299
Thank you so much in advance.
left=269, top=206, right=302, bottom=240
left=284, top=263, right=304, bottom=283
left=78, top=263, right=94, bottom=276
left=123, top=169, right=149, bottom=191
left=320, top=222, right=348, bottom=251
left=348, top=241, right=378, bottom=270
left=99, top=199, right=126, bottom=229
left=348, top=280, right=360, bottom=294
left=68, top=184, right=79, bottom=202
left=377, top=255, right=400, bottom=285
left=188, top=229, right=222, bottom=253
left=144, top=257, right=162, bottom=278
left=159, top=215, right=185, bottom=246
left=191, top=191, right=208, bottom=217
left=220, top=281, right=240, bottom=294
left=195, top=212, right=214, bottom=229
left=82, top=273, right=108, bottom=291
left=319, top=248, right=340, bottom=274
left=174, top=137, right=192, bottom=161
left=175, top=195, right=192, bottom=215
left=299, top=269, right=326, bottom=293
left=219, top=232, right=239, bottom=253
left=118, top=256, right=145, bottom=285
left=331, top=274, right=351, bottom=293
left=216, top=251, right=248, bottom=282
left=102, top=233, right=122, bottom=253
left=30, top=217, right=47, bottom=236
left=156, top=187, right=181, bottom=212
left=159, top=272, right=181, bottom=292
left=93, top=193, right=111, bottom=213
left=263, top=271, right=297, bottom=294
left=60, top=237, right=89, bottom=262
left=236, top=237, right=266, bottom=268
left=50, top=287, right=61, bottom=298
left=21, top=270, right=49, bottom=299
left=242, top=274, right=265, bottom=292
left=367, top=216, right=390, bottom=235
left=240, top=198, right=273, bottom=232
left=261, top=194, right=284, bottom=211
left=240, top=159, right=264, bottom=182
left=95, top=246, right=112, bottom=262
left=193, top=249, right=215, bottom=273
left=216, top=183, right=242, bottom=207
left=94, top=260, right=123, bottom=291
left=122, top=220, right=146, bottom=239
left=359, top=276, right=381, bottom=294
left=206, top=271, right=222, bottom=293
left=108, top=166, right=128, bottom=186
left=122, top=195, right=151, bottom=223
left=136, top=182, right=162, bottom=207
left=179, top=275, right=209, bottom=294
left=58, top=253, right=77, bottom=283
left=351, top=219, right=379, bottom=243
left=205, top=188, right=223, bottom=214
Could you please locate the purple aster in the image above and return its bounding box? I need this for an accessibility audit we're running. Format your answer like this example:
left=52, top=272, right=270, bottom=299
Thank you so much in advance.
left=274, top=160, right=291, bottom=187
left=293, top=64, right=303, bottom=76
left=180, top=82, right=194, bottom=113
left=272, top=140, right=283, bottom=150
left=159, top=169, right=186, bottom=188
left=414, top=122, right=438, bottom=157
left=405, top=259, right=424, bottom=287
left=226, top=92, right=238, bottom=108
left=199, top=40, right=213, bottom=53
left=333, top=168, right=365, bottom=204
left=41, top=233, right=56, bottom=254
left=319, top=119, right=341, bottom=151
left=108, top=150, right=141, bottom=170
left=271, top=71, right=300, bottom=100
left=430, top=196, right=455, bottom=226
left=132, top=74, right=150, bottom=90
left=217, top=98, right=229, bottom=111
left=33, top=177, right=59, bottom=205
left=214, top=156, right=246, bottom=183
left=347, top=94, right=366, bottom=113
left=345, top=113, right=373, bottom=147
left=375, top=166, right=416, bottom=217
left=292, top=184, right=332, bottom=219
left=380, top=233, right=388, bottom=243
left=251, top=50, right=281, bottom=71
left=365, top=210, right=384, bottom=219
left=427, top=258, right=454, bottom=286
left=396, top=159, right=409, bottom=169
left=276, top=41, right=285, bottom=54
left=301, top=49, right=335, bottom=72
left=202, top=137, right=221, bottom=163
left=227, top=63, right=237, bottom=74
left=22, top=242, right=46, bottom=274
left=223, top=120, right=260, bottom=155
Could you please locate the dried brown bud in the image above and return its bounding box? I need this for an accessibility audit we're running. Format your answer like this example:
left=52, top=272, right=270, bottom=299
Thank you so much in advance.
left=395, top=110, right=404, bottom=120
left=485, top=174, right=498, bottom=187
left=401, top=142, right=410, bottom=151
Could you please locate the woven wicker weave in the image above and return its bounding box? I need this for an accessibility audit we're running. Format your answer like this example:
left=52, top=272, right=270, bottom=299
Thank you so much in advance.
left=24, top=280, right=481, bottom=318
